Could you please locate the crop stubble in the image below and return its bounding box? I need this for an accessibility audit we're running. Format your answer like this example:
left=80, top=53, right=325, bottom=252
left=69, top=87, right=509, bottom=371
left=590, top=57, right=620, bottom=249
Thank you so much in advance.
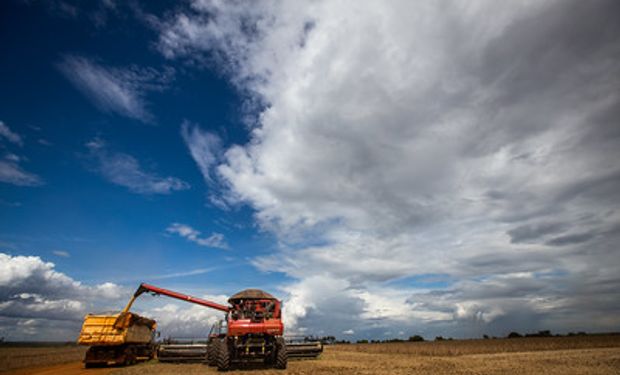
left=2, top=335, right=619, bottom=374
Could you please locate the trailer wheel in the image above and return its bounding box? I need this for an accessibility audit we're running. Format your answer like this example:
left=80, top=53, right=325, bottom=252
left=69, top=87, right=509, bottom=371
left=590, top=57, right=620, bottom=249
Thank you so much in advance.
left=274, top=337, right=288, bottom=370
left=216, top=339, right=231, bottom=372
left=124, top=346, right=137, bottom=366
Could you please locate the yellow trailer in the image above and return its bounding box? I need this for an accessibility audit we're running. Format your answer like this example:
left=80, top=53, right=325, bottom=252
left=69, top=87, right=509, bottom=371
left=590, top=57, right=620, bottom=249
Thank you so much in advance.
left=77, top=295, right=157, bottom=367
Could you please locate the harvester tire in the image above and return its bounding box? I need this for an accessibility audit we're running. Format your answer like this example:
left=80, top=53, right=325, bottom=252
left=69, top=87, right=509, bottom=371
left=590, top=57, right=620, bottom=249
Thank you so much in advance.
left=207, top=342, right=217, bottom=366
left=274, top=337, right=288, bottom=370
left=216, top=339, right=231, bottom=372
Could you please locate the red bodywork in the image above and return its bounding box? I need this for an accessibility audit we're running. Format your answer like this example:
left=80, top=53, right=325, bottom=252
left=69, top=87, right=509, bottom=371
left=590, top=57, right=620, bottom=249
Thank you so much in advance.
left=135, top=283, right=284, bottom=337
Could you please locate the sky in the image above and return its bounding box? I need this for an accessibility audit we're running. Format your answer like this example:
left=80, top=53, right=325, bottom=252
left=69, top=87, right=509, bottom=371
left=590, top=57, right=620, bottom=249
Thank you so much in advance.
left=0, top=0, right=619, bottom=342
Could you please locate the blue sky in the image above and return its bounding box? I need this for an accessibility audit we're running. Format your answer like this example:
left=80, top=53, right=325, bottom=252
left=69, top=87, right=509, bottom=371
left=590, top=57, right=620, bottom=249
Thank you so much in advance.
left=1, top=1, right=284, bottom=338
left=1, top=0, right=619, bottom=341
left=1, top=1, right=261, bottom=283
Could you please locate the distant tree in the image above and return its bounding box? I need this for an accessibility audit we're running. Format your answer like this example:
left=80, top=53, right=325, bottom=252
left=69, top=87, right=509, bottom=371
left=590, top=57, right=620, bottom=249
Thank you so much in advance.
left=408, top=335, right=425, bottom=342
left=507, top=332, right=522, bottom=339
left=356, top=339, right=369, bottom=344
left=525, top=330, right=552, bottom=338
left=319, top=336, right=336, bottom=345
left=435, top=336, right=444, bottom=341
left=483, top=334, right=490, bottom=339
left=567, top=332, right=586, bottom=337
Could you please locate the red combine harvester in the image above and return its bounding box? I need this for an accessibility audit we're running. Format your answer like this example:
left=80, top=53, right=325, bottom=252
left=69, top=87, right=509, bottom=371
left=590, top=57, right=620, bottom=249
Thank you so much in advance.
left=133, top=283, right=287, bottom=371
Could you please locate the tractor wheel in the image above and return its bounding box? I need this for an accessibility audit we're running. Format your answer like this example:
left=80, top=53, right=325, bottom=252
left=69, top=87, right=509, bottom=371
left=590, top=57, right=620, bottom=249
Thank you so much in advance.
left=274, top=337, right=288, bottom=370
left=207, top=342, right=217, bottom=366
left=216, top=339, right=231, bottom=372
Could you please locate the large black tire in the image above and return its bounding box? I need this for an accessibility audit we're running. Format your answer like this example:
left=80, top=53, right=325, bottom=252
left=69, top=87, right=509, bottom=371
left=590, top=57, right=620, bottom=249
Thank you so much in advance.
left=207, top=341, right=217, bottom=366
left=274, top=337, right=287, bottom=370
left=124, top=346, right=137, bottom=366
left=216, top=339, right=231, bottom=372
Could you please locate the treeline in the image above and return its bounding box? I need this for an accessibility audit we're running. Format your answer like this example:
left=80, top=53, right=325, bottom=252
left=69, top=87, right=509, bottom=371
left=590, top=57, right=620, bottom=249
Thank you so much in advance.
left=350, top=330, right=619, bottom=344
left=504, top=330, right=596, bottom=339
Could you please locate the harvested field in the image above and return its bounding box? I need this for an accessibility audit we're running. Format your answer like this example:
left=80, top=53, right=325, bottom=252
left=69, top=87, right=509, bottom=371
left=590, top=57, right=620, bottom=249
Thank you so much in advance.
left=2, top=336, right=620, bottom=374
left=0, top=345, right=87, bottom=373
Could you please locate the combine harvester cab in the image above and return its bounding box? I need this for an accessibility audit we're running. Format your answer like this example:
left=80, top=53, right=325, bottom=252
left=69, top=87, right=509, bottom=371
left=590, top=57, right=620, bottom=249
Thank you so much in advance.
left=77, top=311, right=156, bottom=367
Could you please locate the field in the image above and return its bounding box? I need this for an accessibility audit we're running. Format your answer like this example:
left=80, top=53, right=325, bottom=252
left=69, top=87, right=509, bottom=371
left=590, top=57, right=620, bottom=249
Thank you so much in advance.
left=1, top=336, right=620, bottom=375
left=0, top=345, right=87, bottom=373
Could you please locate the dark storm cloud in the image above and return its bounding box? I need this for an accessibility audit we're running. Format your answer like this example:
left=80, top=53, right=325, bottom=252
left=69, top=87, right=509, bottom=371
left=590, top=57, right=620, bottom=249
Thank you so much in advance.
left=546, top=232, right=596, bottom=247
left=508, top=222, right=568, bottom=244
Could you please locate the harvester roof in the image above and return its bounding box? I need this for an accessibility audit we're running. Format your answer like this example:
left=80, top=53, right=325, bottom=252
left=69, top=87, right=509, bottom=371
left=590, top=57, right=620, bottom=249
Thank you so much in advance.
left=228, top=289, right=277, bottom=302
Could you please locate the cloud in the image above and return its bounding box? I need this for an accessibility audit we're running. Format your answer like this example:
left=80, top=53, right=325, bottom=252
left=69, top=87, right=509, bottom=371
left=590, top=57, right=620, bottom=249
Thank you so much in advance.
left=0, top=159, right=43, bottom=187
left=0, top=253, right=126, bottom=339
left=58, top=56, right=174, bottom=122
left=137, top=292, right=229, bottom=338
left=0, top=122, right=43, bottom=186
left=157, top=0, right=620, bottom=338
left=166, top=223, right=228, bottom=249
left=0, top=253, right=227, bottom=340
left=0, top=121, right=23, bottom=146
left=180, top=121, right=222, bottom=184
left=86, top=138, right=190, bottom=194
left=52, top=250, right=70, bottom=258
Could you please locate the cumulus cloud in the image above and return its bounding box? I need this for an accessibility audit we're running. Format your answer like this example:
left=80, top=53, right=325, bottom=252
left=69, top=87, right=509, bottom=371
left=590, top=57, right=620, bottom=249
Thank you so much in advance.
left=0, top=253, right=126, bottom=339
left=166, top=222, right=228, bottom=249
left=85, top=138, right=190, bottom=194
left=136, top=292, right=229, bottom=338
left=58, top=55, right=174, bottom=122
left=156, top=0, right=620, bottom=338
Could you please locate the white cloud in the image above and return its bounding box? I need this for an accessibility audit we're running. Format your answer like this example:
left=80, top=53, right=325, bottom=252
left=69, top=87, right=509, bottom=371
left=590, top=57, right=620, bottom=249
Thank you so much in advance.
left=151, top=268, right=213, bottom=280
left=58, top=56, right=174, bottom=122
left=0, top=159, right=43, bottom=187
left=342, top=329, right=354, bottom=335
left=52, top=250, right=70, bottom=258
left=86, top=138, right=190, bottom=194
left=0, top=122, right=43, bottom=187
left=0, top=253, right=126, bottom=339
left=166, top=223, right=228, bottom=249
left=0, top=121, right=23, bottom=146
left=137, top=292, right=229, bottom=338
left=157, top=0, right=620, bottom=337
left=181, top=121, right=222, bottom=184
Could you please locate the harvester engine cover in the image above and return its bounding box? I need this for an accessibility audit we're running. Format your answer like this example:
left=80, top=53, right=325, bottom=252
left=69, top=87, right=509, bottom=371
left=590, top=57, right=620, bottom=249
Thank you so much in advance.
left=227, top=289, right=283, bottom=336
